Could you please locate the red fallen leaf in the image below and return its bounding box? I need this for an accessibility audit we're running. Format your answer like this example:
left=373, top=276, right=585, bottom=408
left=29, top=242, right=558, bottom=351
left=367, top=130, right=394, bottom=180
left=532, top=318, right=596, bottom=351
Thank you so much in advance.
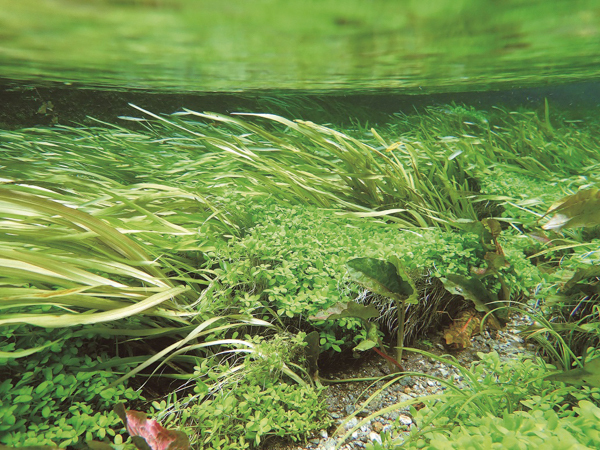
left=114, top=404, right=190, bottom=450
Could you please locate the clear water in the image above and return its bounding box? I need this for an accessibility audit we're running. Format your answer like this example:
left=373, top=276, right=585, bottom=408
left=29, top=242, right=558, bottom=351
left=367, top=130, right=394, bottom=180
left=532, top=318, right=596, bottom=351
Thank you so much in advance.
left=2, top=0, right=600, bottom=96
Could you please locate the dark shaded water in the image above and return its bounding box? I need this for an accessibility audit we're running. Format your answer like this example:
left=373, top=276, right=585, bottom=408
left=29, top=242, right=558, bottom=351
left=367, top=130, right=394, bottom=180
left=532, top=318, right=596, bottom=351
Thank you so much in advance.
left=2, top=80, right=599, bottom=131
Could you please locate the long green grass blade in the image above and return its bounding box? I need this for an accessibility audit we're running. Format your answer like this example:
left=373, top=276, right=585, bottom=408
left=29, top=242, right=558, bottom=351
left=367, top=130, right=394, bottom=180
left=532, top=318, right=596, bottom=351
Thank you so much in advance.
left=0, top=286, right=188, bottom=328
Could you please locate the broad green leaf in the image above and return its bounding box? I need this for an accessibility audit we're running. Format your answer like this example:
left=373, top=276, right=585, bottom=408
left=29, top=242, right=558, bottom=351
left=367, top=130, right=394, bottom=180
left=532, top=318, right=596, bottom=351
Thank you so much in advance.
left=346, top=257, right=416, bottom=303
left=366, top=321, right=380, bottom=341
left=564, top=265, right=600, bottom=292
left=353, top=321, right=381, bottom=353
left=441, top=274, right=501, bottom=327
left=482, top=252, right=510, bottom=275
left=542, top=188, right=600, bottom=230
left=547, top=358, right=600, bottom=387
left=309, top=301, right=379, bottom=322
left=482, top=218, right=502, bottom=239
left=303, top=331, right=320, bottom=377
left=453, top=219, right=496, bottom=250
left=353, top=339, right=378, bottom=352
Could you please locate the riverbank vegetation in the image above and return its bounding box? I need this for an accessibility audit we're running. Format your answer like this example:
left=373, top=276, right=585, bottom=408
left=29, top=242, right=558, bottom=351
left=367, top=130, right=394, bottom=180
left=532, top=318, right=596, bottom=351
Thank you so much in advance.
left=1, top=101, right=599, bottom=449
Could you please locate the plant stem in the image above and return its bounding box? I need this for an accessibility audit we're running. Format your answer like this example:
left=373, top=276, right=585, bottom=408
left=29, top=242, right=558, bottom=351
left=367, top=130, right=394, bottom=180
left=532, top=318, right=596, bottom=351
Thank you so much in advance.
left=396, top=299, right=406, bottom=363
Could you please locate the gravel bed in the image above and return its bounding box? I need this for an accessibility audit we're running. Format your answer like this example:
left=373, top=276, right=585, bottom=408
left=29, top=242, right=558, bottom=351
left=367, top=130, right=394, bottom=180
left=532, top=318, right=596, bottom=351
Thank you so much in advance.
left=268, top=314, right=535, bottom=450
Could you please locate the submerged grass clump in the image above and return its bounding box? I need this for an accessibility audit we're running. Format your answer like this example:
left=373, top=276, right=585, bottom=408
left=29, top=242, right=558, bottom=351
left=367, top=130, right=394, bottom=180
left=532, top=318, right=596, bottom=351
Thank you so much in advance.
left=1, top=102, right=600, bottom=449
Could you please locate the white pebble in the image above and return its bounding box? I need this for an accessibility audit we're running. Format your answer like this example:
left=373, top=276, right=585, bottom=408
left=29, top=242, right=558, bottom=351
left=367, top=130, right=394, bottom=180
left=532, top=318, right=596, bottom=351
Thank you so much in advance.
left=369, top=432, right=382, bottom=444
left=398, top=414, right=413, bottom=426
left=344, top=418, right=358, bottom=431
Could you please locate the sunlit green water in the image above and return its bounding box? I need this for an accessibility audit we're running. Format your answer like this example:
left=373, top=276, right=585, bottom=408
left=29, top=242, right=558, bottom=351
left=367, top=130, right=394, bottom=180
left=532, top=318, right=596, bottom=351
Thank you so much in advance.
left=2, top=0, right=600, bottom=94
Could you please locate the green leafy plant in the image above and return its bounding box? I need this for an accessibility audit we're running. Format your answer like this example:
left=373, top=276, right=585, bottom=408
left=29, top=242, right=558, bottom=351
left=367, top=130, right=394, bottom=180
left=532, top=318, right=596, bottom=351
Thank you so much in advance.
left=357, top=351, right=600, bottom=449
left=309, top=301, right=381, bottom=353
left=344, top=257, right=417, bottom=363
left=521, top=187, right=600, bottom=366
left=0, top=327, right=142, bottom=448
left=175, top=382, right=328, bottom=449
left=2, top=102, right=600, bottom=450
left=151, top=332, right=329, bottom=449
left=380, top=400, right=600, bottom=450
left=541, top=188, right=600, bottom=231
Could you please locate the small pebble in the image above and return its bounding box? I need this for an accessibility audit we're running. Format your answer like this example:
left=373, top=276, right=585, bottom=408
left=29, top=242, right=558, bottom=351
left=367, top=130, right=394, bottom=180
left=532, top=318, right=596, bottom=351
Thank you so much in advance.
left=398, top=414, right=413, bottom=426
left=372, top=421, right=384, bottom=433
left=344, top=418, right=358, bottom=431
left=399, top=376, right=413, bottom=386
left=369, top=431, right=382, bottom=444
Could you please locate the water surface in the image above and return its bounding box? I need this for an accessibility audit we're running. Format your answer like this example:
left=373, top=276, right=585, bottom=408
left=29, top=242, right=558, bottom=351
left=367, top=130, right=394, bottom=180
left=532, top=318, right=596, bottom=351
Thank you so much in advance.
left=2, top=0, right=600, bottom=94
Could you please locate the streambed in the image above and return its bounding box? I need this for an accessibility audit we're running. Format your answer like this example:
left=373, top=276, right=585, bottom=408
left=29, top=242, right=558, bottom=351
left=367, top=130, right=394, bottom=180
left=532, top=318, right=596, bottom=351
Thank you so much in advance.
left=271, top=314, right=534, bottom=450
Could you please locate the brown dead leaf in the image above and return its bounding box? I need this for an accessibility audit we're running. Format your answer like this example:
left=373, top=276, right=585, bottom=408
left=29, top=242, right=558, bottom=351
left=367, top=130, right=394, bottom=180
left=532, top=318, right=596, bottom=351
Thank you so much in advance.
left=444, top=309, right=481, bottom=349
